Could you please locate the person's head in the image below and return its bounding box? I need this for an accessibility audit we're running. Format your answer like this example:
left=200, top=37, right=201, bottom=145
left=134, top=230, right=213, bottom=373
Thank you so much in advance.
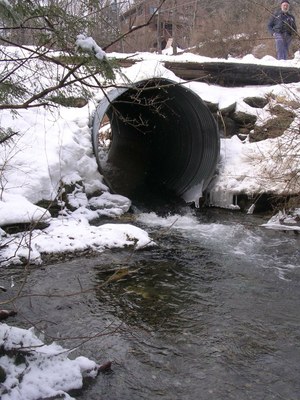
left=281, top=0, right=290, bottom=12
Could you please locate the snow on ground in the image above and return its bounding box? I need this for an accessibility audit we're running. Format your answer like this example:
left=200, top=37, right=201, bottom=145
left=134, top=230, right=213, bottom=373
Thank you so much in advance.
left=1, top=48, right=300, bottom=262
left=0, top=218, right=155, bottom=267
left=0, top=323, right=99, bottom=400
left=108, top=49, right=300, bottom=68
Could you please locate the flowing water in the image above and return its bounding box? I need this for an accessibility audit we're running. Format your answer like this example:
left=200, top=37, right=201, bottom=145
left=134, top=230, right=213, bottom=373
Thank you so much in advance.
left=1, top=207, right=300, bottom=400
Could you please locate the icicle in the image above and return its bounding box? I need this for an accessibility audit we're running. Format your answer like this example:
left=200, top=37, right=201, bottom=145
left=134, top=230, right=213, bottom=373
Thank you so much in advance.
left=182, top=182, right=204, bottom=208
left=247, top=203, right=255, bottom=214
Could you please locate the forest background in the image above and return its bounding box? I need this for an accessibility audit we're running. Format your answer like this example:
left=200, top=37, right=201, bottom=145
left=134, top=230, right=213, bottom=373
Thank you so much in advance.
left=1, top=0, right=300, bottom=61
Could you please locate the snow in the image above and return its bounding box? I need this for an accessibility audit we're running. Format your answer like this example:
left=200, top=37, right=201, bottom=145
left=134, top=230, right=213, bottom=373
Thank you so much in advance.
left=261, top=209, right=300, bottom=231
left=0, top=193, right=51, bottom=225
left=1, top=42, right=300, bottom=399
left=76, top=34, right=106, bottom=60
left=0, top=218, right=154, bottom=267
left=0, top=323, right=99, bottom=400
left=108, top=48, right=300, bottom=68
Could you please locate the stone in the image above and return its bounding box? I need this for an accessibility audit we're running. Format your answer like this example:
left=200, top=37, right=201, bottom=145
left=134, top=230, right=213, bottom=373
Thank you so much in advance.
left=243, top=96, right=268, bottom=108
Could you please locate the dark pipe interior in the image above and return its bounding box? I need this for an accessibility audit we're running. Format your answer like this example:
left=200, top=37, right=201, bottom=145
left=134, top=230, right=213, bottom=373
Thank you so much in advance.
left=92, top=78, right=220, bottom=203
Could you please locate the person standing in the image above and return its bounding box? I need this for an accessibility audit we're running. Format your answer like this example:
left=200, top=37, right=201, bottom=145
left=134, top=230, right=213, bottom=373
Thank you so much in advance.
left=268, top=0, right=297, bottom=60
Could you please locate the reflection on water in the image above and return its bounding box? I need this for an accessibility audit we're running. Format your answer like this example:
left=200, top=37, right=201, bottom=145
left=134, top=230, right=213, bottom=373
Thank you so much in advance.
left=1, top=208, right=300, bottom=400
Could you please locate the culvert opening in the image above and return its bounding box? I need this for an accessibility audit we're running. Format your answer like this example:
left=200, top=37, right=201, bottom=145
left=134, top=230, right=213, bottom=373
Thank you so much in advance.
left=92, top=78, right=220, bottom=205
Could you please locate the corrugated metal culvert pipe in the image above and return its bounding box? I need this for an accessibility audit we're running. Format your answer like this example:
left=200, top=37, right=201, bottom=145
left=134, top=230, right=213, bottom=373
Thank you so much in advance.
left=92, top=78, right=220, bottom=204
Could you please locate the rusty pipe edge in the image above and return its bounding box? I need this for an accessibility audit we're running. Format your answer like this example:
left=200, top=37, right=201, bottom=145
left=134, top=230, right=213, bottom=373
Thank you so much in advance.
left=92, top=78, right=220, bottom=206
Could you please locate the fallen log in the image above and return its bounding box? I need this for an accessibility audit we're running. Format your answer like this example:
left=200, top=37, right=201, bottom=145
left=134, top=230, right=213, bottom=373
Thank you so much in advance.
left=113, top=58, right=300, bottom=87
left=164, top=61, right=300, bottom=86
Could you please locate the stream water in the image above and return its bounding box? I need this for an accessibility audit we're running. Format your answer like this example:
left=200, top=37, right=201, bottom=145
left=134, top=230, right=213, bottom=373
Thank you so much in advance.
left=1, top=207, right=300, bottom=400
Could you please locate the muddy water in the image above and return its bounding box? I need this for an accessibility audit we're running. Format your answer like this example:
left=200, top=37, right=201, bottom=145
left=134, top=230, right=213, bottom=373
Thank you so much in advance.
left=1, top=208, right=300, bottom=400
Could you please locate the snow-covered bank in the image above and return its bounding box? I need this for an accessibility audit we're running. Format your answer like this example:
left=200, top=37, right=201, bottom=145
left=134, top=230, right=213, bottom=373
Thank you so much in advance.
left=0, top=218, right=155, bottom=267
left=0, top=48, right=300, bottom=265
left=0, top=323, right=100, bottom=400
left=261, top=209, right=300, bottom=232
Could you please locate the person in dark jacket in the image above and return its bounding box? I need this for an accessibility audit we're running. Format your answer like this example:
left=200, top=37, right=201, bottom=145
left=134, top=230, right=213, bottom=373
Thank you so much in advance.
left=268, top=0, right=297, bottom=60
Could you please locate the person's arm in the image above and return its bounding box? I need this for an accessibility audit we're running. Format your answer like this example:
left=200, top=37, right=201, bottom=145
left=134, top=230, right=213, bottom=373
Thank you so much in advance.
left=292, top=16, right=297, bottom=33
left=268, top=15, right=275, bottom=35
